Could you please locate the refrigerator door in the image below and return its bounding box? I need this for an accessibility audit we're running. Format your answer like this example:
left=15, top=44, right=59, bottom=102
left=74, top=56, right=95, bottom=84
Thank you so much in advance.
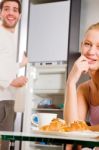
left=28, top=1, right=70, bottom=63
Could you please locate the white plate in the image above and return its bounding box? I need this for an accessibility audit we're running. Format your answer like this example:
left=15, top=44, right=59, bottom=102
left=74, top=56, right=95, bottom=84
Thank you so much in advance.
left=59, top=131, right=99, bottom=138
left=31, top=129, right=99, bottom=138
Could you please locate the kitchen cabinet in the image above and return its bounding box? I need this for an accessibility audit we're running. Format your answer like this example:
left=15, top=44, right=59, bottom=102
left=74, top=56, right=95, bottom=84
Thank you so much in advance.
left=20, top=0, right=81, bottom=150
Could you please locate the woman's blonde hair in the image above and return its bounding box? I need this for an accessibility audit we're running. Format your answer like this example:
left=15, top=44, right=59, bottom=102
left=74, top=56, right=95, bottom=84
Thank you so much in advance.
left=86, top=22, right=99, bottom=33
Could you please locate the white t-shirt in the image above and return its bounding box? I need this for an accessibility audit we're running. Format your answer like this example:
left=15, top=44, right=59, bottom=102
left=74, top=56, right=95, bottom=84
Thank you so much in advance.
left=0, top=26, right=19, bottom=100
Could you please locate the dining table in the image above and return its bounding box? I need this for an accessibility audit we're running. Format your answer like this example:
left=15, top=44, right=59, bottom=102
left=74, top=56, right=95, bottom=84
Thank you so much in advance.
left=1, top=130, right=99, bottom=150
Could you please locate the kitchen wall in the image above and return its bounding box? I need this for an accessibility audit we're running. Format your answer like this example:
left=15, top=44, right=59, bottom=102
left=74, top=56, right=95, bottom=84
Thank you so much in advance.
left=79, top=0, right=99, bottom=47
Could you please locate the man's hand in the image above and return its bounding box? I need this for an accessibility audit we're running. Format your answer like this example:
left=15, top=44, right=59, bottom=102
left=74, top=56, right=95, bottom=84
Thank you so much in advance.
left=10, top=76, right=28, bottom=88
left=19, top=52, right=28, bottom=68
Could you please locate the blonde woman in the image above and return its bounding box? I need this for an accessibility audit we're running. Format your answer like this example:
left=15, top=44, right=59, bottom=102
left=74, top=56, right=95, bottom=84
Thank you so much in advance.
left=64, top=22, right=99, bottom=150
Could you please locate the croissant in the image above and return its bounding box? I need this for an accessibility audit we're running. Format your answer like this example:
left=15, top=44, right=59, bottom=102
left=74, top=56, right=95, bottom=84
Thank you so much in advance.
left=40, top=118, right=89, bottom=132
left=40, top=118, right=67, bottom=131
left=61, top=121, right=89, bottom=132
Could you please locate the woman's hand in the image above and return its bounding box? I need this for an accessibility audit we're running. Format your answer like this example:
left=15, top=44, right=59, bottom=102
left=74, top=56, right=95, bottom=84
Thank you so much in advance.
left=10, top=76, right=28, bottom=88
left=64, top=55, right=89, bottom=124
left=68, top=55, right=89, bottom=84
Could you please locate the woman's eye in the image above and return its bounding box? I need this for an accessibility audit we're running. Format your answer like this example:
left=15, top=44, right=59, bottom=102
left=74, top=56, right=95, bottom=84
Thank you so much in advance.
left=84, top=42, right=90, bottom=46
left=83, top=42, right=92, bottom=48
left=96, top=45, right=99, bottom=50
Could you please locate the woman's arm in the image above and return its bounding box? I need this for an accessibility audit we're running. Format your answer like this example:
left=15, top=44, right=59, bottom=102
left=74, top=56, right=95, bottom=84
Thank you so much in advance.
left=64, top=80, right=78, bottom=124
left=89, top=125, right=99, bottom=131
left=64, top=55, right=89, bottom=124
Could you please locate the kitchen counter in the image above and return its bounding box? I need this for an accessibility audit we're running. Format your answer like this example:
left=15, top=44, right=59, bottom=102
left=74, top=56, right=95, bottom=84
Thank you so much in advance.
left=1, top=130, right=99, bottom=150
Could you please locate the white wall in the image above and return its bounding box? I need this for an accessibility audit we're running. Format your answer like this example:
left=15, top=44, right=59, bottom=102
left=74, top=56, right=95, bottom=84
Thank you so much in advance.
left=79, top=0, right=99, bottom=45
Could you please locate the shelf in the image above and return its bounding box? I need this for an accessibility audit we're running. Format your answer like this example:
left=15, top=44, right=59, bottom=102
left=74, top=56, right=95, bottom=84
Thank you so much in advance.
left=30, top=142, right=63, bottom=148
left=34, top=89, right=64, bottom=95
left=33, top=64, right=67, bottom=73
left=31, top=0, right=66, bottom=4
left=32, top=108, right=63, bottom=111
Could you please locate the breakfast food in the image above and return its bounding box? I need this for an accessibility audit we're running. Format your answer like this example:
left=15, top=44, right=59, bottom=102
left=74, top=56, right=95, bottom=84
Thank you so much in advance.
left=40, top=118, right=67, bottom=131
left=40, top=118, right=89, bottom=132
left=64, top=120, right=89, bottom=132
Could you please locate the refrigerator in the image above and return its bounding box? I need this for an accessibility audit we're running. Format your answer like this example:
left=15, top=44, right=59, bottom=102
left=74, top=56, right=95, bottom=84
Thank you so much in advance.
left=19, top=1, right=70, bottom=150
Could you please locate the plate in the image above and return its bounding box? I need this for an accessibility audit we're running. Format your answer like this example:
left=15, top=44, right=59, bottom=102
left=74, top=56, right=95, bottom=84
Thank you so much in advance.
left=31, top=129, right=99, bottom=138
left=59, top=131, right=99, bottom=138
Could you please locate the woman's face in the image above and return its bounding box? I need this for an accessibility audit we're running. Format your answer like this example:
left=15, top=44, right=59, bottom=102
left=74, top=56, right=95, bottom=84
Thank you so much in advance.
left=81, top=29, right=99, bottom=71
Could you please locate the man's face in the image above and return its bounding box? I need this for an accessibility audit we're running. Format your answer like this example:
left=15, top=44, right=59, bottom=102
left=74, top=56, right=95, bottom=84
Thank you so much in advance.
left=0, top=1, right=21, bottom=29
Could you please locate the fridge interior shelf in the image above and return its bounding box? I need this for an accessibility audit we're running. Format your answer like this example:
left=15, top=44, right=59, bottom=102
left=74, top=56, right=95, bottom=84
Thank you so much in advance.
left=32, top=108, right=63, bottom=112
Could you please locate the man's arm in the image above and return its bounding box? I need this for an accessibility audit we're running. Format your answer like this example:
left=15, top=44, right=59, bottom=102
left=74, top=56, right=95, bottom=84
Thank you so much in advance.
left=19, top=52, right=28, bottom=68
left=10, top=76, right=28, bottom=88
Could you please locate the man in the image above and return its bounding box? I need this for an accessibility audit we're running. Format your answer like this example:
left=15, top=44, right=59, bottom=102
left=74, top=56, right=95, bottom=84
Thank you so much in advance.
left=0, top=0, right=28, bottom=149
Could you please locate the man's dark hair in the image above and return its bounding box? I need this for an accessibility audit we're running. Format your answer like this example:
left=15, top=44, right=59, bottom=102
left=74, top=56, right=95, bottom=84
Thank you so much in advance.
left=0, top=0, right=22, bottom=13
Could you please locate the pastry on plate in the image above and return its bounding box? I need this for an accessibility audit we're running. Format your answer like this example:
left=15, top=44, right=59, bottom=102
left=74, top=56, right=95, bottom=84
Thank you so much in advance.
left=40, top=118, right=89, bottom=132
left=40, top=118, right=66, bottom=131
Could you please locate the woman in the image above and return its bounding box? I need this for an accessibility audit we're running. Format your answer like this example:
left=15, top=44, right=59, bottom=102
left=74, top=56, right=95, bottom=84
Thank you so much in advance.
left=64, top=22, right=99, bottom=150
